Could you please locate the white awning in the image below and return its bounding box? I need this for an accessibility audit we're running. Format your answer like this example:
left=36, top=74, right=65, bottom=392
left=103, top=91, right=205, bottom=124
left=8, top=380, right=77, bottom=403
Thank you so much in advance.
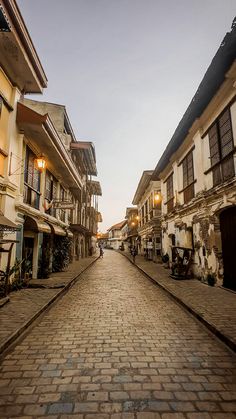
left=24, top=216, right=51, bottom=234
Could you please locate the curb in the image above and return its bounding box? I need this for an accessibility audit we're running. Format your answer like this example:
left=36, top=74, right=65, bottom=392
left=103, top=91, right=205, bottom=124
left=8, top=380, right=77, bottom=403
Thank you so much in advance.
left=119, top=251, right=236, bottom=353
left=0, top=256, right=99, bottom=356
left=0, top=296, right=9, bottom=308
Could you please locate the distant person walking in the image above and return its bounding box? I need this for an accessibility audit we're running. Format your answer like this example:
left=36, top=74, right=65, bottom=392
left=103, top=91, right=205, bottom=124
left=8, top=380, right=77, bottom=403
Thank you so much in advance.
left=99, top=246, right=104, bottom=258
left=131, top=246, right=137, bottom=263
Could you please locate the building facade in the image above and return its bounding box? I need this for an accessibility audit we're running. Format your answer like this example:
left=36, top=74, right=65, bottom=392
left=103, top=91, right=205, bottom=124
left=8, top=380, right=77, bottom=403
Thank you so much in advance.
left=125, top=207, right=138, bottom=250
left=0, top=0, right=47, bottom=278
left=15, top=99, right=102, bottom=278
left=132, top=171, right=161, bottom=261
left=153, top=20, right=236, bottom=290
left=0, top=2, right=102, bottom=282
left=107, top=220, right=127, bottom=250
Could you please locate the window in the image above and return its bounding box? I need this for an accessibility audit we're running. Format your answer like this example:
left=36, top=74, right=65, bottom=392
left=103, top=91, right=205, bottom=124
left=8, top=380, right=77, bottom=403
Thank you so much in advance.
left=59, top=185, right=66, bottom=222
left=166, top=174, right=174, bottom=212
left=209, top=107, right=235, bottom=187
left=182, top=151, right=195, bottom=203
left=24, top=147, right=40, bottom=209
left=45, top=171, right=57, bottom=216
left=145, top=200, right=148, bottom=223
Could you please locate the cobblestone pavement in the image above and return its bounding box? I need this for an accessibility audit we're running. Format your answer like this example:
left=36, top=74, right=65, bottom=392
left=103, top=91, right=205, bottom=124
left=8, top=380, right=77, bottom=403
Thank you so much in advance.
left=120, top=251, right=236, bottom=351
left=0, top=251, right=235, bottom=418
left=0, top=255, right=98, bottom=353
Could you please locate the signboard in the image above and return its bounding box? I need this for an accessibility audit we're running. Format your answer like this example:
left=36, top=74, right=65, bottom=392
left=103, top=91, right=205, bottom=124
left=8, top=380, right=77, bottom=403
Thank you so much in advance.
left=147, top=242, right=153, bottom=249
left=53, top=202, right=75, bottom=210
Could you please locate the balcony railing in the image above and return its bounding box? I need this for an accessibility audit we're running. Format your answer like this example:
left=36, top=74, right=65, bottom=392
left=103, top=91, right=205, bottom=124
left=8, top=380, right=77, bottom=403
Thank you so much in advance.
left=23, top=184, right=40, bottom=210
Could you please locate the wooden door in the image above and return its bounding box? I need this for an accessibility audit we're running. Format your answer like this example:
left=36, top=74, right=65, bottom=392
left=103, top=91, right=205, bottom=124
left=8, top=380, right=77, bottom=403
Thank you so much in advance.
left=220, top=206, right=236, bottom=291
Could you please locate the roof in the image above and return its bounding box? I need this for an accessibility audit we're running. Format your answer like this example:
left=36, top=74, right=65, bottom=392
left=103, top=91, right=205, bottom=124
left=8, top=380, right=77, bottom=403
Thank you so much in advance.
left=0, top=0, right=47, bottom=92
left=132, top=171, right=153, bottom=205
left=17, top=102, right=83, bottom=189
left=108, top=220, right=127, bottom=231
left=153, top=17, right=236, bottom=179
left=21, top=99, right=77, bottom=141
left=126, top=207, right=138, bottom=217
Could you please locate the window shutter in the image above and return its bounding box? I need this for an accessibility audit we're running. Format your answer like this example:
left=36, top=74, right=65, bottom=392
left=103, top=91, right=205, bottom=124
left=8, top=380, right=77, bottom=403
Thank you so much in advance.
left=182, top=151, right=194, bottom=188
left=166, top=174, right=174, bottom=201
left=222, top=155, right=235, bottom=181
left=187, top=152, right=194, bottom=184
left=183, top=158, right=188, bottom=188
left=208, top=124, right=220, bottom=166
left=219, top=108, right=234, bottom=159
left=212, top=165, right=221, bottom=186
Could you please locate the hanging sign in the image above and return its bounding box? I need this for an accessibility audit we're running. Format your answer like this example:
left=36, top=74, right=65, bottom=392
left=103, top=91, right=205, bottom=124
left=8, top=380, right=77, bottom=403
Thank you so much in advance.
left=53, top=201, right=75, bottom=210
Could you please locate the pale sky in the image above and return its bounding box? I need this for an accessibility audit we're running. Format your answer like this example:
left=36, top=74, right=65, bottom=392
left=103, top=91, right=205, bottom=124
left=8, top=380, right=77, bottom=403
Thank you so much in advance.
left=18, top=0, right=236, bottom=231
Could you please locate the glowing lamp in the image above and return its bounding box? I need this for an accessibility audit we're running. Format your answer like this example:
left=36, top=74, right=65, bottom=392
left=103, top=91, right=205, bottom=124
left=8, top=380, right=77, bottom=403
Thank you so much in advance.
left=154, top=192, right=161, bottom=202
left=35, top=156, right=46, bottom=171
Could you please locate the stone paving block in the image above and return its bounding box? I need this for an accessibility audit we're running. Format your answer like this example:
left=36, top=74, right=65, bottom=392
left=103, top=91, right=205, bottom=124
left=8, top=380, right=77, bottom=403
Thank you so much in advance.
left=74, top=402, right=99, bottom=412
left=0, top=252, right=235, bottom=417
left=23, top=404, right=47, bottom=415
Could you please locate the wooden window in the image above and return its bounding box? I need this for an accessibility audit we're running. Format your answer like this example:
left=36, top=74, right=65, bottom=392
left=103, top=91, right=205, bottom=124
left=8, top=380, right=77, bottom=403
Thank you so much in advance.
left=24, top=147, right=40, bottom=209
left=166, top=174, right=174, bottom=212
left=183, top=151, right=194, bottom=189
left=45, top=171, right=57, bottom=216
left=209, top=107, right=235, bottom=186
left=182, top=151, right=195, bottom=204
left=145, top=200, right=148, bottom=223
left=59, top=185, right=66, bottom=222
left=166, top=174, right=174, bottom=201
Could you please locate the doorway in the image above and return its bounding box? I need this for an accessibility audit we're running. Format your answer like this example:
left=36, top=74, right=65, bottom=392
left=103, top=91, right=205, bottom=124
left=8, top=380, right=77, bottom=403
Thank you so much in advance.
left=22, top=237, right=34, bottom=279
left=220, top=206, right=236, bottom=291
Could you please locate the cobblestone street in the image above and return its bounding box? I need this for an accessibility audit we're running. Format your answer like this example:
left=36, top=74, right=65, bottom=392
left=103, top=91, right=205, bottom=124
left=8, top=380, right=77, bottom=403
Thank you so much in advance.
left=0, top=251, right=235, bottom=418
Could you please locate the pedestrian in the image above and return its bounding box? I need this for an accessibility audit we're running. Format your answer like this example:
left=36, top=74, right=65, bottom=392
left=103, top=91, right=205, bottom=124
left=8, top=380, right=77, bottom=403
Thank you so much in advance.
left=131, top=246, right=137, bottom=263
left=99, top=246, right=104, bottom=258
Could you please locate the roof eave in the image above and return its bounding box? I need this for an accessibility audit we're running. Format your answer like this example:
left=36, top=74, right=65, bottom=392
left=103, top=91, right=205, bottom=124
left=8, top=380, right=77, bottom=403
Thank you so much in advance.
left=153, top=20, right=236, bottom=178
left=0, top=0, right=47, bottom=92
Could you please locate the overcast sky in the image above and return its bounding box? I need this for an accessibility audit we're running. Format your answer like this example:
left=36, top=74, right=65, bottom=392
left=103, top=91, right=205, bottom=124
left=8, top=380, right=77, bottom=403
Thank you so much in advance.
left=18, top=0, right=236, bottom=231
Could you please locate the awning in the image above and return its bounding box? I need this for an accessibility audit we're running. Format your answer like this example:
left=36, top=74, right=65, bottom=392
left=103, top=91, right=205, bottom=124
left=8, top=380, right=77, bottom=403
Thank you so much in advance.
left=50, top=224, right=66, bottom=236
left=24, top=216, right=51, bottom=234
left=0, top=215, right=19, bottom=232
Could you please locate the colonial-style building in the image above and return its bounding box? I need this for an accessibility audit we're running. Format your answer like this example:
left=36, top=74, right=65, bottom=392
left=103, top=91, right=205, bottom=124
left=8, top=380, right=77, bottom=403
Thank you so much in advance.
left=15, top=99, right=102, bottom=278
left=0, top=0, right=47, bottom=278
left=125, top=207, right=138, bottom=250
left=107, top=220, right=127, bottom=250
left=0, top=2, right=102, bottom=283
left=153, top=19, right=236, bottom=290
left=132, top=171, right=161, bottom=261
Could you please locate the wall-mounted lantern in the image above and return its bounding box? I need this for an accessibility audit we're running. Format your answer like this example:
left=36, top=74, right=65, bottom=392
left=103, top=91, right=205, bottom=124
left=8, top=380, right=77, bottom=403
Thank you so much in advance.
left=154, top=192, right=161, bottom=203
left=35, top=156, right=46, bottom=171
